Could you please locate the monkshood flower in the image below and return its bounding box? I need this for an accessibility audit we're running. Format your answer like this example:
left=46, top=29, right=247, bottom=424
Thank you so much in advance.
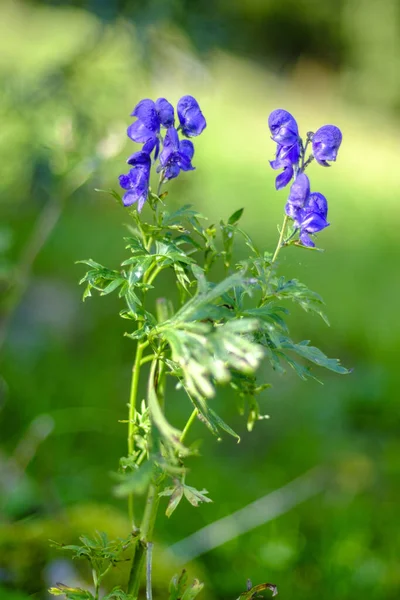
left=118, top=151, right=151, bottom=211
left=177, top=96, right=207, bottom=137
left=158, top=127, right=195, bottom=181
left=298, top=192, right=329, bottom=247
left=270, top=142, right=301, bottom=190
left=268, top=107, right=342, bottom=247
left=268, top=109, right=299, bottom=145
left=268, top=109, right=300, bottom=189
left=127, top=98, right=175, bottom=158
left=312, top=125, right=342, bottom=166
left=285, top=173, right=310, bottom=218
left=120, top=95, right=206, bottom=211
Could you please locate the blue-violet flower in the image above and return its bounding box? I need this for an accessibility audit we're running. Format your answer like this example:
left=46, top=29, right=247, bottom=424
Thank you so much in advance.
left=312, top=125, right=342, bottom=166
left=118, top=151, right=151, bottom=211
left=268, top=109, right=299, bottom=146
left=177, top=95, right=206, bottom=137
left=158, top=127, right=195, bottom=181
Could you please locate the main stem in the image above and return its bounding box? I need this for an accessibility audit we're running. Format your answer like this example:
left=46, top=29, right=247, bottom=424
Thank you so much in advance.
left=128, top=341, right=147, bottom=529
left=271, top=215, right=289, bottom=265
left=127, top=373, right=199, bottom=599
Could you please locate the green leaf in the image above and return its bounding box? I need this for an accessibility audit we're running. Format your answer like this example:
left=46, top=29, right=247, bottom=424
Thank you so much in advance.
left=208, top=408, right=240, bottom=442
left=237, top=581, right=278, bottom=600
left=159, top=484, right=184, bottom=517
left=100, top=278, right=125, bottom=296
left=103, top=589, right=132, bottom=600
left=281, top=339, right=350, bottom=374
left=162, top=205, right=206, bottom=227
left=181, top=580, right=204, bottom=600
left=113, top=460, right=153, bottom=497
left=169, top=571, right=189, bottom=600
left=274, top=277, right=329, bottom=325
left=48, top=584, right=94, bottom=600
left=95, top=188, right=123, bottom=205
left=183, top=485, right=212, bottom=507
left=228, top=207, right=244, bottom=225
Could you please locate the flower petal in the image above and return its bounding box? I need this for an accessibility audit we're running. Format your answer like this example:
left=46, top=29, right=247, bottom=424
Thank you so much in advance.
left=301, top=212, right=329, bottom=234
left=127, top=120, right=156, bottom=143
left=131, top=99, right=160, bottom=132
left=119, top=174, right=131, bottom=190
left=285, top=201, right=301, bottom=224
left=126, top=151, right=152, bottom=168
left=155, top=98, right=175, bottom=127
left=288, top=173, right=310, bottom=207
left=299, top=231, right=315, bottom=247
left=307, top=192, right=328, bottom=219
left=275, top=165, right=294, bottom=190
left=312, top=125, right=342, bottom=164
left=268, top=109, right=299, bottom=145
left=177, top=95, right=206, bottom=137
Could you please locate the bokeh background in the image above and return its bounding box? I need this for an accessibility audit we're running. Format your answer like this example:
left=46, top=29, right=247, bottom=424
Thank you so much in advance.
left=1, top=0, right=399, bottom=599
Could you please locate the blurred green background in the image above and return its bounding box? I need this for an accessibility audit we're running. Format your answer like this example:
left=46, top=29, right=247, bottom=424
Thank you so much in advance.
left=1, top=0, right=399, bottom=598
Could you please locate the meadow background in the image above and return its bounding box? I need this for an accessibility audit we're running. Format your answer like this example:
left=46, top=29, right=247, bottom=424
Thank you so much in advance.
left=1, top=1, right=399, bottom=599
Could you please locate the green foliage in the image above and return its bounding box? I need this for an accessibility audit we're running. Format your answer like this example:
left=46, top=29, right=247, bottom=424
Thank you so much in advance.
left=160, top=482, right=212, bottom=517
left=169, top=571, right=204, bottom=600
left=237, top=581, right=278, bottom=600
left=50, top=532, right=134, bottom=599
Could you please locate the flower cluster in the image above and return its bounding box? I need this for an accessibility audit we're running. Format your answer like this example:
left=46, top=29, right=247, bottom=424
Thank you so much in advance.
left=119, top=96, right=206, bottom=210
left=268, top=109, right=342, bottom=247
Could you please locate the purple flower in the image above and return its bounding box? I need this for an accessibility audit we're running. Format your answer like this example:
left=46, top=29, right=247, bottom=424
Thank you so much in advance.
left=298, top=192, right=329, bottom=247
left=287, top=173, right=310, bottom=207
left=118, top=151, right=151, bottom=211
left=285, top=173, right=311, bottom=223
left=268, top=109, right=299, bottom=145
left=270, top=142, right=301, bottom=190
left=312, top=125, right=342, bottom=166
left=127, top=97, right=175, bottom=157
left=158, top=127, right=195, bottom=181
left=177, top=95, right=206, bottom=137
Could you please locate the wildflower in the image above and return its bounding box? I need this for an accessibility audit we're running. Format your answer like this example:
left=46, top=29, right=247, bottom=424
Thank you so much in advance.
left=158, top=127, right=195, bottom=181
left=298, top=192, right=329, bottom=247
left=312, top=125, right=342, bottom=166
left=268, top=109, right=299, bottom=146
left=270, top=142, right=300, bottom=190
left=127, top=98, right=175, bottom=158
left=118, top=151, right=151, bottom=211
left=287, top=173, right=310, bottom=207
left=177, top=96, right=207, bottom=137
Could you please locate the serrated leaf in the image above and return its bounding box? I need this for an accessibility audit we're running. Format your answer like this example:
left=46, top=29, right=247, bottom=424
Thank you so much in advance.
left=274, top=278, right=329, bottom=325
left=183, top=485, right=212, bottom=507
left=281, top=339, right=349, bottom=374
left=160, top=485, right=184, bottom=517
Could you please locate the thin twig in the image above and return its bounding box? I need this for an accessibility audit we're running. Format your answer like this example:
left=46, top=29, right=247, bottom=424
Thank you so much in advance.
left=146, top=541, right=153, bottom=600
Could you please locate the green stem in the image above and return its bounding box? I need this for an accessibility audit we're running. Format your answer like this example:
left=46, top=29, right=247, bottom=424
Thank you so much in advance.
left=180, top=408, right=198, bottom=445
left=128, top=340, right=148, bottom=529
left=127, top=358, right=163, bottom=599
left=271, top=215, right=289, bottom=265
left=147, top=265, right=163, bottom=287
